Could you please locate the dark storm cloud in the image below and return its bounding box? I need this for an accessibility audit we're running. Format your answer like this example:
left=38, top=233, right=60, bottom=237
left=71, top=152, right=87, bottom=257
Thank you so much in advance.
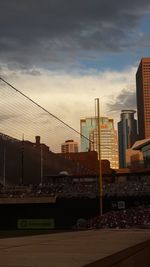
left=107, top=89, right=137, bottom=112
left=0, top=0, right=150, bottom=67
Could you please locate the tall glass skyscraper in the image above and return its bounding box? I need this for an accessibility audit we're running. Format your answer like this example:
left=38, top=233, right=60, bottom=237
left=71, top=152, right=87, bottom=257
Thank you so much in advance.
left=118, top=110, right=137, bottom=168
left=80, top=117, right=119, bottom=169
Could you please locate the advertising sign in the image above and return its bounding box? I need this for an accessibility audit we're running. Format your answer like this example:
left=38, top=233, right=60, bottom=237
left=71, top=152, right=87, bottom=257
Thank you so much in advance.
left=118, top=201, right=125, bottom=209
left=17, top=219, right=55, bottom=229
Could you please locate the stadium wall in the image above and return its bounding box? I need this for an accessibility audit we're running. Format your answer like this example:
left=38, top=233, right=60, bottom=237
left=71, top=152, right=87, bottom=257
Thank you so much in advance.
left=0, top=195, right=150, bottom=230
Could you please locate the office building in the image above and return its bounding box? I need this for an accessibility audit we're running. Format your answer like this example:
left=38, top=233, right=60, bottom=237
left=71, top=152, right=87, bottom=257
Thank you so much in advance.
left=80, top=117, right=119, bottom=169
left=133, top=138, right=150, bottom=169
left=118, top=110, right=138, bottom=168
left=126, top=148, right=144, bottom=169
left=136, top=57, right=150, bottom=139
left=80, top=118, right=97, bottom=152
left=61, top=140, right=78, bottom=153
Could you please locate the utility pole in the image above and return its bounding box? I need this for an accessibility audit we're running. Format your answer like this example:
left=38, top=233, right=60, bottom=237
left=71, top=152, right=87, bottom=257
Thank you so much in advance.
left=95, top=98, right=103, bottom=216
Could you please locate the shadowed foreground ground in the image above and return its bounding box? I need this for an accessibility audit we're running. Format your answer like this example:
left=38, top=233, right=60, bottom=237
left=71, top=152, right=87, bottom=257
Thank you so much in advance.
left=0, top=229, right=150, bottom=267
left=0, top=230, right=60, bottom=239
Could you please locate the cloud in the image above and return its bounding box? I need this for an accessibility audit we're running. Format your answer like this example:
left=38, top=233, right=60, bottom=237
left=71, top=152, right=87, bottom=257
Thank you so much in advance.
left=0, top=64, right=138, bottom=150
left=0, top=64, right=136, bottom=122
left=21, top=69, right=41, bottom=76
left=106, top=89, right=137, bottom=112
left=0, top=114, right=19, bottom=122
left=0, top=0, right=150, bottom=67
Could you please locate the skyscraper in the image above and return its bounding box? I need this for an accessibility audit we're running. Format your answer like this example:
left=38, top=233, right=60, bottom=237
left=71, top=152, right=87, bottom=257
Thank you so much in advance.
left=118, top=110, right=137, bottom=168
left=61, top=140, right=78, bottom=153
left=80, top=117, right=119, bottom=169
left=136, top=57, right=150, bottom=139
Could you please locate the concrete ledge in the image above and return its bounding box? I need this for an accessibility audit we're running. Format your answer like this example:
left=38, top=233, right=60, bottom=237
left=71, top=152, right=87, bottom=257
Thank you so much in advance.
left=0, top=196, right=56, bottom=204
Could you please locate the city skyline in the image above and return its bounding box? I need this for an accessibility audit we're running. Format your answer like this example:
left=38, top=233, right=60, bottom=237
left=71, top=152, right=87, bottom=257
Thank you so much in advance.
left=0, top=1, right=150, bottom=143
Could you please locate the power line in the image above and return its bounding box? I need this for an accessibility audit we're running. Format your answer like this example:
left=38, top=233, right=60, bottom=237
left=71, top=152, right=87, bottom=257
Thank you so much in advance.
left=0, top=77, right=93, bottom=144
left=0, top=77, right=115, bottom=152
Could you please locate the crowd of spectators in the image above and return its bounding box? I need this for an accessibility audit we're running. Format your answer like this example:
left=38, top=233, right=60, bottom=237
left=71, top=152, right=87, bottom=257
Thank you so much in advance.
left=0, top=177, right=150, bottom=198
left=1, top=181, right=150, bottom=229
left=102, top=181, right=150, bottom=197
left=88, top=206, right=150, bottom=229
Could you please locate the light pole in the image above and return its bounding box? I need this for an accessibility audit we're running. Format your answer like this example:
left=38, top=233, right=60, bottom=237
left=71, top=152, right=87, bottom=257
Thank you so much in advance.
left=40, top=144, right=43, bottom=185
left=3, top=139, right=6, bottom=187
left=95, top=98, right=103, bottom=216
left=21, top=134, right=24, bottom=185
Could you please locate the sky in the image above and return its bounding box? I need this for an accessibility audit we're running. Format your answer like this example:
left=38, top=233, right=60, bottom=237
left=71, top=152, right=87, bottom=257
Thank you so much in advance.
left=0, top=0, right=150, bottom=149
